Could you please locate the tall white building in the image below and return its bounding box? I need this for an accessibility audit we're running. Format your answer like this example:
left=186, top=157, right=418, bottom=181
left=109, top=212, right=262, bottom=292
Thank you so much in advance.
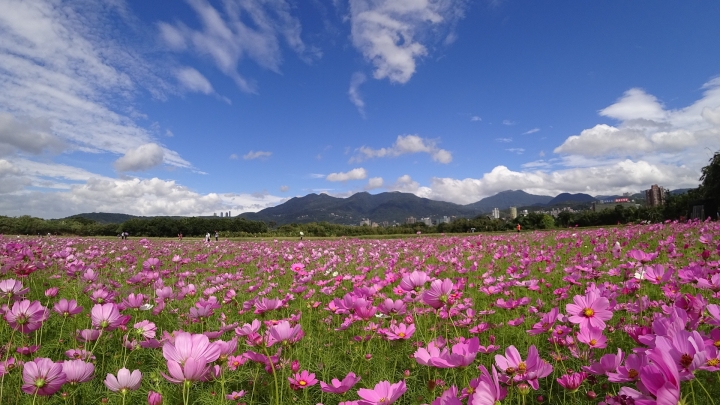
left=492, top=208, right=500, bottom=219
left=509, top=207, right=517, bottom=219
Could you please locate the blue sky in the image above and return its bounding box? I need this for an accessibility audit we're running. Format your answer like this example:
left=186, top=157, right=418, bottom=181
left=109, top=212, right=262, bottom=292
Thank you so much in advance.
left=1, top=0, right=719, bottom=218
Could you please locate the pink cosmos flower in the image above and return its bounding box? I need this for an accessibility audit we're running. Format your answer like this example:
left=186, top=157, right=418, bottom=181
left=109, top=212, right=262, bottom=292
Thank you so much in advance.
left=162, top=357, right=215, bottom=383
left=105, top=368, right=142, bottom=393
left=91, top=303, right=129, bottom=331
left=148, top=391, right=163, bottom=405
left=133, top=320, right=157, bottom=340
left=53, top=299, right=83, bottom=317
left=267, top=320, right=303, bottom=346
left=399, top=271, right=429, bottom=292
left=557, top=372, right=587, bottom=392
left=527, top=307, right=558, bottom=336
left=162, top=332, right=221, bottom=365
left=22, top=358, right=66, bottom=396
left=422, top=279, right=455, bottom=309
left=320, top=372, right=361, bottom=394
left=226, top=391, right=246, bottom=400
left=357, top=380, right=407, bottom=405
left=288, top=370, right=318, bottom=390
left=470, top=365, right=506, bottom=405
left=566, top=291, right=613, bottom=330
left=5, top=300, right=48, bottom=333
left=385, top=323, right=415, bottom=340
left=0, top=279, right=29, bottom=300
left=494, top=345, right=553, bottom=390
left=576, top=327, right=608, bottom=349
left=62, top=360, right=95, bottom=384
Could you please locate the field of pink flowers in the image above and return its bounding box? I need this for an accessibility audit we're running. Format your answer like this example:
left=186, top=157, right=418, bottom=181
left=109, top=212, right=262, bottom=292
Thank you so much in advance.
left=0, top=220, right=719, bottom=405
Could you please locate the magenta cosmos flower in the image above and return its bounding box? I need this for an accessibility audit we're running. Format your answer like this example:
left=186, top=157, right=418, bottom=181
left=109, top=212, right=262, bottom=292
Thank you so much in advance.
left=105, top=368, right=142, bottom=394
left=320, top=372, right=361, bottom=394
left=357, top=380, right=407, bottom=405
left=162, top=357, right=215, bottom=383
left=53, top=299, right=83, bottom=317
left=22, top=358, right=66, bottom=396
left=422, top=279, right=455, bottom=309
left=470, top=365, right=506, bottom=405
left=385, top=323, right=415, bottom=340
left=267, top=320, right=303, bottom=346
left=288, top=370, right=318, bottom=390
left=566, top=291, right=613, bottom=330
left=495, top=345, right=553, bottom=390
left=5, top=300, right=48, bottom=333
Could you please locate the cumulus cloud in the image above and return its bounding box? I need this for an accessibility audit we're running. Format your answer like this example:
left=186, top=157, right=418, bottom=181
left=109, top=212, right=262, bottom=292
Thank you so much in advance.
left=351, top=134, right=452, bottom=163
left=114, top=143, right=165, bottom=172
left=158, top=0, right=314, bottom=93
left=349, top=0, right=468, bottom=84
left=365, top=176, right=383, bottom=190
left=175, top=67, right=214, bottom=94
left=348, top=72, right=367, bottom=116
left=326, top=168, right=367, bottom=182
left=554, top=78, right=720, bottom=169
left=280, top=185, right=289, bottom=192
left=243, top=150, right=272, bottom=160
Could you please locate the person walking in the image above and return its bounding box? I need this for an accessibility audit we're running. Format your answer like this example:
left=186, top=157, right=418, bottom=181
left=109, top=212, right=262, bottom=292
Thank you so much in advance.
left=214, top=231, right=219, bottom=241
left=516, top=223, right=521, bottom=233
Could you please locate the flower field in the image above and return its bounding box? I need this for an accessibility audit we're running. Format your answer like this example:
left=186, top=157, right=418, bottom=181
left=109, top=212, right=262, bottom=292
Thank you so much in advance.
left=1, top=220, right=719, bottom=405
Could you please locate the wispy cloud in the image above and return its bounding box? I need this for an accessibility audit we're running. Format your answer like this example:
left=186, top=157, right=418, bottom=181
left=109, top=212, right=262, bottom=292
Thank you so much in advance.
left=351, top=134, right=452, bottom=164
left=243, top=150, right=272, bottom=160
left=470, top=116, right=482, bottom=122
left=349, top=0, right=468, bottom=84
left=495, top=137, right=512, bottom=143
left=0, top=0, right=190, bottom=168
left=348, top=72, right=367, bottom=117
left=159, top=0, right=317, bottom=93
left=503, top=120, right=515, bottom=126
left=522, top=128, right=540, bottom=135
left=506, top=148, right=525, bottom=154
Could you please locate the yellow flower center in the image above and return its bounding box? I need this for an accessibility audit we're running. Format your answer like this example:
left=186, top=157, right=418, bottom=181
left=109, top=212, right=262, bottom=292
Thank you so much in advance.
left=299, top=380, right=307, bottom=386
left=707, top=358, right=720, bottom=367
left=398, top=332, right=405, bottom=338
left=589, top=339, right=597, bottom=346
left=518, top=362, right=527, bottom=374
left=583, top=308, right=594, bottom=317
left=628, top=369, right=638, bottom=379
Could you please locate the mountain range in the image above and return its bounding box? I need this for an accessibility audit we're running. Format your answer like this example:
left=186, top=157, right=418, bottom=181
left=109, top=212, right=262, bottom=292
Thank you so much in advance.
left=69, top=188, right=682, bottom=225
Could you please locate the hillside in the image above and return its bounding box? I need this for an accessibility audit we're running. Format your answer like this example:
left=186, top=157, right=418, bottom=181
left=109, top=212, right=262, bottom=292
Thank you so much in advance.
left=464, top=190, right=554, bottom=213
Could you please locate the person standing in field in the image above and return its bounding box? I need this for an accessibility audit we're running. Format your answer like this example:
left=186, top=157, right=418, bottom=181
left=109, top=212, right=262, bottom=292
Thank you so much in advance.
left=516, top=224, right=521, bottom=233
left=215, top=231, right=219, bottom=241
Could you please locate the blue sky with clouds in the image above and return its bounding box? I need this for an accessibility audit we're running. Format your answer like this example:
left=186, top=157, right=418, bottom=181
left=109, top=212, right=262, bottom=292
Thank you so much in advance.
left=1, top=0, right=719, bottom=218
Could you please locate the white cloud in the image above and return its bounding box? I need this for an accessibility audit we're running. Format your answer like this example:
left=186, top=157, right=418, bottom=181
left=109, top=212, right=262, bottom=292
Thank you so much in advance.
left=159, top=0, right=314, bottom=93
left=0, top=175, right=286, bottom=218
left=326, top=168, right=367, bottom=182
left=470, top=116, right=482, bottom=121
left=0, top=0, right=190, bottom=168
left=229, top=153, right=238, bottom=160
left=495, top=138, right=512, bottom=143
left=165, top=129, right=174, bottom=137
left=243, top=150, right=272, bottom=160
left=349, top=0, right=467, bottom=83
left=522, top=128, right=540, bottom=135
left=506, top=148, right=525, bottom=154
left=348, top=72, right=367, bottom=116
left=114, top=143, right=165, bottom=172
left=175, top=67, right=214, bottom=94
left=365, top=176, right=384, bottom=190
left=0, top=113, right=65, bottom=156
left=280, top=185, right=289, bottom=192
left=389, top=174, right=432, bottom=196
left=502, top=120, right=515, bottom=126
left=599, top=88, right=666, bottom=121
left=351, top=134, right=452, bottom=163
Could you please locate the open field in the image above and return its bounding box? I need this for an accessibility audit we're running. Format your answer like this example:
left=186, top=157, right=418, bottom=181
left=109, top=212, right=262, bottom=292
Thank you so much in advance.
left=0, top=220, right=718, bottom=404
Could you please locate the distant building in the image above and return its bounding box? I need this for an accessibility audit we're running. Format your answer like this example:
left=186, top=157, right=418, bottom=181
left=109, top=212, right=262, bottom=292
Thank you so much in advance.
left=360, top=218, right=371, bottom=226
left=645, top=185, right=667, bottom=207
left=213, top=213, right=217, bottom=217
left=509, top=207, right=517, bottom=219
left=521, top=209, right=529, bottom=217
left=406, top=216, right=416, bottom=224
left=492, top=208, right=500, bottom=219
left=421, top=217, right=433, bottom=226
left=441, top=216, right=451, bottom=224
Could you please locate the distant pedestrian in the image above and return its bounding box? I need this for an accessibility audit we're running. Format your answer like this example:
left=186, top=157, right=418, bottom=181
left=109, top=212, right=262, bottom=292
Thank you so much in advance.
left=215, top=231, right=219, bottom=241
left=205, top=232, right=210, bottom=242
left=299, top=231, right=304, bottom=241
left=516, top=224, right=521, bottom=233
